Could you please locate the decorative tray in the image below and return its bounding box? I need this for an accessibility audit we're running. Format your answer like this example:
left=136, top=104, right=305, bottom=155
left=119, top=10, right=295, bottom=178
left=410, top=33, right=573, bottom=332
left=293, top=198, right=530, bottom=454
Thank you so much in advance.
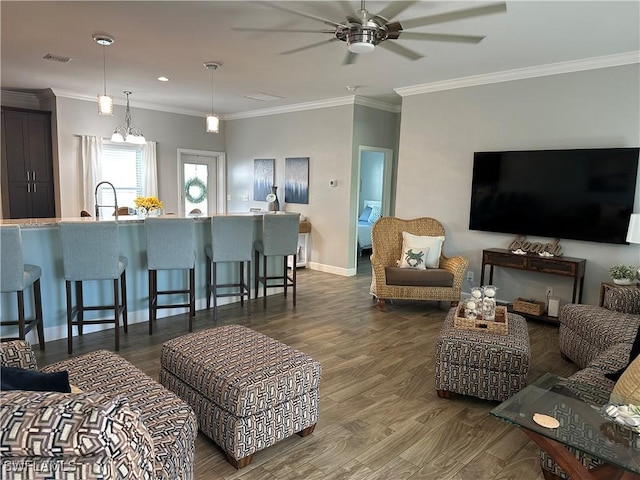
left=454, top=305, right=508, bottom=335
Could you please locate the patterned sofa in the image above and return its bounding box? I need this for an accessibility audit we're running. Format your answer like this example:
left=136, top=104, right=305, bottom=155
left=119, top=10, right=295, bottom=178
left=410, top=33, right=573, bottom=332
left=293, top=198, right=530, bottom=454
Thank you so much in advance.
left=0, top=340, right=198, bottom=480
left=539, top=286, right=640, bottom=479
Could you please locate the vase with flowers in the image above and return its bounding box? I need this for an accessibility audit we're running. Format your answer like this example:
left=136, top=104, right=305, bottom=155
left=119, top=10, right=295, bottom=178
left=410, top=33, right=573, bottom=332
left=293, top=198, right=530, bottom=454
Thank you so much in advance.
left=134, top=196, right=164, bottom=217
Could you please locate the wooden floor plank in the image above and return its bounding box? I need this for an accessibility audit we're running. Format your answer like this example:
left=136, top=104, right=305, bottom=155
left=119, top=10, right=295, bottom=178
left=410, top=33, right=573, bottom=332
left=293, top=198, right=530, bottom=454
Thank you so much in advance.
left=31, top=260, right=580, bottom=479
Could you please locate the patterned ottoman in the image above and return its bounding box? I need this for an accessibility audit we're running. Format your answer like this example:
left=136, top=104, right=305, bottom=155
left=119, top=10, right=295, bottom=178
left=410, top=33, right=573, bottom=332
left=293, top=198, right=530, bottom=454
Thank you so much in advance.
left=159, top=325, right=322, bottom=468
left=435, top=308, right=530, bottom=401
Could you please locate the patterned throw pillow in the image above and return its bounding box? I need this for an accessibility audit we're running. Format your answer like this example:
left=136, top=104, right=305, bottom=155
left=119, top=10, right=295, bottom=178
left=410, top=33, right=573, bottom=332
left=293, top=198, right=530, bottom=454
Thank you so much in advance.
left=399, top=246, right=429, bottom=269
left=401, top=231, right=445, bottom=268
left=368, top=205, right=382, bottom=223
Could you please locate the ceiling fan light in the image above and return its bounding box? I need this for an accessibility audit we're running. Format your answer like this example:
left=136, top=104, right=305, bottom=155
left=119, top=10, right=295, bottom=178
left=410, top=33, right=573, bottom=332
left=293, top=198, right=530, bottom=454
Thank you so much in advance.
left=206, top=114, right=220, bottom=133
left=348, top=41, right=375, bottom=54
left=347, top=28, right=377, bottom=53
left=97, top=94, right=113, bottom=115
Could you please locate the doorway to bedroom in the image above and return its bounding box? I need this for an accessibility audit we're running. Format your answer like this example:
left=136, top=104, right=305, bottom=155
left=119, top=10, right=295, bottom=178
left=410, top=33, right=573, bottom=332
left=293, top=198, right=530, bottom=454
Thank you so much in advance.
left=356, top=146, right=392, bottom=274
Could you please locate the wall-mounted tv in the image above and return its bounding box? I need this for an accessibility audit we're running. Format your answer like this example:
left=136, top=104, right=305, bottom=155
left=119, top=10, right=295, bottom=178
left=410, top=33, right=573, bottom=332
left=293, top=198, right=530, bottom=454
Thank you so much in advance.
left=469, top=148, right=639, bottom=245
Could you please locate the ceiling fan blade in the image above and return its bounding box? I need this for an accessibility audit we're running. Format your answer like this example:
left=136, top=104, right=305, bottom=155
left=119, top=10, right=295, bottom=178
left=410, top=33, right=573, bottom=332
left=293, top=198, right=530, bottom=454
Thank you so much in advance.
left=398, top=32, right=485, bottom=44
left=343, top=51, right=358, bottom=65
left=400, top=2, right=507, bottom=29
left=376, top=1, right=419, bottom=22
left=234, top=27, right=335, bottom=34
left=386, top=21, right=402, bottom=39
left=378, top=41, right=424, bottom=61
left=280, top=38, right=339, bottom=56
left=259, top=1, right=343, bottom=28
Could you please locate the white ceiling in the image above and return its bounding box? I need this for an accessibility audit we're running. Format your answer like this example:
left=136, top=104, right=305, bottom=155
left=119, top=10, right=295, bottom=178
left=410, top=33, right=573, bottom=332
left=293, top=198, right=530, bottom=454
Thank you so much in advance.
left=2, top=1, right=639, bottom=118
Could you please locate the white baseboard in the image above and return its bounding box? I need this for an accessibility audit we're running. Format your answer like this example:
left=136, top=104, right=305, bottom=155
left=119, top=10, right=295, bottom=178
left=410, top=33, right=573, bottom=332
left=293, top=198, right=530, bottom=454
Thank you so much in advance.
left=306, top=261, right=353, bottom=277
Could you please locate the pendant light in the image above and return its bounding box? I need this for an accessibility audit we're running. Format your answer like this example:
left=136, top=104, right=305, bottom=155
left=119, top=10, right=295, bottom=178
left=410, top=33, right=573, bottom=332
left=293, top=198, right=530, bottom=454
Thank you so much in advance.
left=92, top=34, right=115, bottom=116
left=111, top=91, right=146, bottom=144
left=203, top=62, right=221, bottom=133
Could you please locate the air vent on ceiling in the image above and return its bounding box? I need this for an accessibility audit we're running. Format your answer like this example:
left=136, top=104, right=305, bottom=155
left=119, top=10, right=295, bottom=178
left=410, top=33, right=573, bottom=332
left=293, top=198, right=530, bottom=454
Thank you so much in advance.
left=244, top=93, right=284, bottom=102
left=43, top=53, right=72, bottom=63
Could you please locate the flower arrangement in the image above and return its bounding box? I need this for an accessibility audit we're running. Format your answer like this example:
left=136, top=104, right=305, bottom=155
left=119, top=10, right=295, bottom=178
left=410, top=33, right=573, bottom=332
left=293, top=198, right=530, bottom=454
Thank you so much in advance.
left=134, top=196, right=164, bottom=211
left=608, top=264, right=636, bottom=281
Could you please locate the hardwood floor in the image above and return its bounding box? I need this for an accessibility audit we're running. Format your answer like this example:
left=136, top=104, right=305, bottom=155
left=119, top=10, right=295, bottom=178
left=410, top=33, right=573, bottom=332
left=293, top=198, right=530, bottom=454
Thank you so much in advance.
left=32, top=259, right=579, bottom=480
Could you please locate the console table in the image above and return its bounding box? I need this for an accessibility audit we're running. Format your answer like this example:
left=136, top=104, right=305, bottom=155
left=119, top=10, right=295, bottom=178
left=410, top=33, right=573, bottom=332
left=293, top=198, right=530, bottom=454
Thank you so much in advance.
left=481, top=248, right=586, bottom=304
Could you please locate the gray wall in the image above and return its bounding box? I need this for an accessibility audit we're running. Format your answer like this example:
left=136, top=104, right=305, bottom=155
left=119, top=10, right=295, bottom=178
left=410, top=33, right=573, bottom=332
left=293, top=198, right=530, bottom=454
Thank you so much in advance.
left=396, top=64, right=640, bottom=305
left=225, top=105, right=355, bottom=273
left=54, top=97, right=225, bottom=216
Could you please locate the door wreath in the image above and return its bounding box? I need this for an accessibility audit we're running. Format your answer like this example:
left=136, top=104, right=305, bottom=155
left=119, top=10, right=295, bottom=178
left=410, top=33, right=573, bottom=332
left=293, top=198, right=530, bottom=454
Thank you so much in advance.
left=185, top=177, right=207, bottom=204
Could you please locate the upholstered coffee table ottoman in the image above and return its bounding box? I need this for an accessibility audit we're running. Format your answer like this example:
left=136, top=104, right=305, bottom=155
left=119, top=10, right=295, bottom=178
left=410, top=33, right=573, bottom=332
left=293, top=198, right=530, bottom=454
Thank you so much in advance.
left=435, top=308, right=530, bottom=401
left=159, top=325, right=321, bottom=468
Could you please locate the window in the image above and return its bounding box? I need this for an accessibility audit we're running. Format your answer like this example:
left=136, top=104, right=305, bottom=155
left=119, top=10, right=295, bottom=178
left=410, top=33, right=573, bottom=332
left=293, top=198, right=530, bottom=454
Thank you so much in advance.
left=97, top=143, right=143, bottom=213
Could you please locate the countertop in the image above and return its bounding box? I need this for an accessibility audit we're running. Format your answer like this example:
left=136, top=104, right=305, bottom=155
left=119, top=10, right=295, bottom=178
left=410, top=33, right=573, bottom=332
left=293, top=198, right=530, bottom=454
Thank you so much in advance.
left=0, top=211, right=305, bottom=228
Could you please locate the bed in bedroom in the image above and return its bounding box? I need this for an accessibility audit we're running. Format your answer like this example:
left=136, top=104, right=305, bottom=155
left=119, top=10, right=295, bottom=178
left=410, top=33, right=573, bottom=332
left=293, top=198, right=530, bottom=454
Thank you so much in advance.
left=357, top=200, right=381, bottom=256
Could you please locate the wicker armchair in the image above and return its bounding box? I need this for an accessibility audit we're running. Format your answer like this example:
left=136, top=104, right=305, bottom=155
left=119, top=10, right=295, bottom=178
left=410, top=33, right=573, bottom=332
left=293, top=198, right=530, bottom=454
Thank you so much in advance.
left=370, top=217, right=468, bottom=310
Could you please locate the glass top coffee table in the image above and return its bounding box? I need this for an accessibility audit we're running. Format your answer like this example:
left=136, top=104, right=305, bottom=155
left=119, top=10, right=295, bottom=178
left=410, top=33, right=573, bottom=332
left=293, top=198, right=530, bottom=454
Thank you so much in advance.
left=491, top=372, right=640, bottom=480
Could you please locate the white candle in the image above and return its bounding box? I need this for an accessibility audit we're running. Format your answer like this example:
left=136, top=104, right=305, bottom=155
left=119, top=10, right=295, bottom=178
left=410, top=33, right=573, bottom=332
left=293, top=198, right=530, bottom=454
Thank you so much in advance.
left=466, top=300, right=476, bottom=310
left=484, top=287, right=496, bottom=297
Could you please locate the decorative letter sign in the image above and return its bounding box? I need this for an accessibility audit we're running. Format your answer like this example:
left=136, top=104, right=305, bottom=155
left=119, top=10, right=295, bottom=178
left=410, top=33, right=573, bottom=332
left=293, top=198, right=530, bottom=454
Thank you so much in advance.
left=508, top=235, right=562, bottom=256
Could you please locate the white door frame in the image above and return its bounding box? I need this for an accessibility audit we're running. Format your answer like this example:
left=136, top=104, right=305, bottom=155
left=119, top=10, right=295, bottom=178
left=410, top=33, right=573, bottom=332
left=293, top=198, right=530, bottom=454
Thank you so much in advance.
left=177, top=149, right=226, bottom=214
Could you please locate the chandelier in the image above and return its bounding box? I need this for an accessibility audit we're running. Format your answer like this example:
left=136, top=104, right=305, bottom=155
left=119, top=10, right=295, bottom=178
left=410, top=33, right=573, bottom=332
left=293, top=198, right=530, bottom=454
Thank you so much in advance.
left=110, top=91, right=146, bottom=144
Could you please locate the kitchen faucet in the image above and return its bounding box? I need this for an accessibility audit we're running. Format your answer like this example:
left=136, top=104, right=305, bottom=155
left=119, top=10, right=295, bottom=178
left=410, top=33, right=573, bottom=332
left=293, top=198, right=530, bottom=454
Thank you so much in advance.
left=95, top=181, right=118, bottom=219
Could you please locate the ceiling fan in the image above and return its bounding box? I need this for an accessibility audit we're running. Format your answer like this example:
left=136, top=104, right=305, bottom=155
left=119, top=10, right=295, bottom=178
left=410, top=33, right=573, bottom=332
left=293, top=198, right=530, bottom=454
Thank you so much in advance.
left=235, top=1, right=507, bottom=64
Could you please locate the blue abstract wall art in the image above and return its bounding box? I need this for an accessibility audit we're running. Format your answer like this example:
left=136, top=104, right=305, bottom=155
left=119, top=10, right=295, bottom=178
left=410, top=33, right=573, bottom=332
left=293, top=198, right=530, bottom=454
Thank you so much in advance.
left=285, top=157, right=309, bottom=204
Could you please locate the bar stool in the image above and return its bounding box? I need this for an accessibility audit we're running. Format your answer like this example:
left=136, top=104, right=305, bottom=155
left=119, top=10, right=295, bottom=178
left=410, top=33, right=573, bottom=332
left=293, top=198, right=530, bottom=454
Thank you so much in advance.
left=0, top=225, right=45, bottom=349
left=59, top=221, right=128, bottom=354
left=254, top=213, right=300, bottom=308
left=145, top=217, right=195, bottom=334
left=205, top=216, right=254, bottom=320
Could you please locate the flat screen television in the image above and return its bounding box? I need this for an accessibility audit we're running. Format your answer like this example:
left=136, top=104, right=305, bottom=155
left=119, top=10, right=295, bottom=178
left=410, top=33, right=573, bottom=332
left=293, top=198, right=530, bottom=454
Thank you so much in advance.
left=469, top=148, right=639, bottom=244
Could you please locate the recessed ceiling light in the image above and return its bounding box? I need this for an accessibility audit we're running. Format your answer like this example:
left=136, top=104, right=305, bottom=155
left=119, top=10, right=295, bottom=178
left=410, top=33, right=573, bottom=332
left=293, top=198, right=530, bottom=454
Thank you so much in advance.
left=157, top=76, right=170, bottom=82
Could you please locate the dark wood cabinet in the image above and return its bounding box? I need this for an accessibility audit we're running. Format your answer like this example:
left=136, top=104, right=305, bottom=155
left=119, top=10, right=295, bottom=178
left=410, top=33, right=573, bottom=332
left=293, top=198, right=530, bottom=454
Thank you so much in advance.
left=1, top=108, right=55, bottom=218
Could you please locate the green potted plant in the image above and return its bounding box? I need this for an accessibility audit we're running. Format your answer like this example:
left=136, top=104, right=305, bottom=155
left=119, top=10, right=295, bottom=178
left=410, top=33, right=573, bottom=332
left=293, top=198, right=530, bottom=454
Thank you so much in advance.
left=608, top=264, right=636, bottom=285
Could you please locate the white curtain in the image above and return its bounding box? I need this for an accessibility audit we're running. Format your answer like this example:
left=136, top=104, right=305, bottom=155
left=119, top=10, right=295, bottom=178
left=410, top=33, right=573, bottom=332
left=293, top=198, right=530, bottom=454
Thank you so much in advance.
left=79, top=135, right=102, bottom=214
left=142, top=141, right=158, bottom=197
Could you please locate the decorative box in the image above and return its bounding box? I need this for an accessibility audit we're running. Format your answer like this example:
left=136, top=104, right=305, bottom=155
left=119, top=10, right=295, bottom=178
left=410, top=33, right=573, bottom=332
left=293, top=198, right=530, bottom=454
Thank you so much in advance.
left=454, top=304, right=508, bottom=335
left=513, top=297, right=545, bottom=316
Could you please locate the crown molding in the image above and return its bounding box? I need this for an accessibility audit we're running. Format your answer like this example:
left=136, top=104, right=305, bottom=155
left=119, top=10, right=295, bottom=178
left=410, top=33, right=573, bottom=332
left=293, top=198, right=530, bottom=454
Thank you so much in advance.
left=224, top=96, right=356, bottom=120
left=395, top=51, right=640, bottom=97
left=0, top=89, right=42, bottom=109
left=49, top=88, right=206, bottom=117
left=354, top=96, right=401, bottom=113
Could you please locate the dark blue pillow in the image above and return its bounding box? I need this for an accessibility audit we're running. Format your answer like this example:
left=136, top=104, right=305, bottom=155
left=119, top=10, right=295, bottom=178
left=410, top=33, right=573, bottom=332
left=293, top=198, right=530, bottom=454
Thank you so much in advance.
left=605, top=325, right=640, bottom=382
left=1, top=366, right=71, bottom=393
left=359, top=206, right=372, bottom=222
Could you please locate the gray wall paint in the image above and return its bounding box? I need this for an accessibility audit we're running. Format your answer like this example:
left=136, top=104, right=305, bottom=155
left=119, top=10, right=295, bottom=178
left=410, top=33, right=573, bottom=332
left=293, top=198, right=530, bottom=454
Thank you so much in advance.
left=396, top=64, right=640, bottom=305
left=225, top=105, right=355, bottom=272
left=54, top=97, right=225, bottom=216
